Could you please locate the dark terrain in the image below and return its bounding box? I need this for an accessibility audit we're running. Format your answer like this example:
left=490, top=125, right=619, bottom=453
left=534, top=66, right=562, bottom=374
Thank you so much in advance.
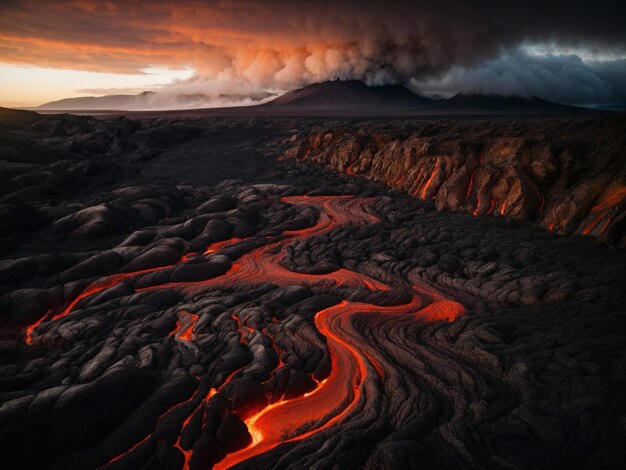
left=1, top=103, right=625, bottom=470
left=33, top=79, right=601, bottom=118
left=283, top=116, right=626, bottom=245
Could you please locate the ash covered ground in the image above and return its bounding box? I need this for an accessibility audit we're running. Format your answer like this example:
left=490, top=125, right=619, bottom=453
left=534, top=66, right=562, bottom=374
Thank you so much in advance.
left=1, top=109, right=625, bottom=469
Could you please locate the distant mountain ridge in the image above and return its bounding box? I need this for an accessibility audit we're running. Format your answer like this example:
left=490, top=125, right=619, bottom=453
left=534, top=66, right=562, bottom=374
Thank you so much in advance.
left=32, top=80, right=603, bottom=116
left=37, top=91, right=157, bottom=110
left=36, top=91, right=271, bottom=111
left=431, top=93, right=590, bottom=115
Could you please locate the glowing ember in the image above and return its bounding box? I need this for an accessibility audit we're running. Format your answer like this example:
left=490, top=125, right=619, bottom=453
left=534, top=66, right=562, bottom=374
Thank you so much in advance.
left=473, top=198, right=481, bottom=216
left=24, top=313, right=47, bottom=345
left=171, top=311, right=199, bottom=341
left=204, top=237, right=246, bottom=254
left=466, top=168, right=477, bottom=200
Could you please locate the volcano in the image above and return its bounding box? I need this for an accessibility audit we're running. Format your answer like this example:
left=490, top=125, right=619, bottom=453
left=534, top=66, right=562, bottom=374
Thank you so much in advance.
left=429, top=92, right=594, bottom=115
left=266, top=80, right=435, bottom=109
left=30, top=82, right=604, bottom=118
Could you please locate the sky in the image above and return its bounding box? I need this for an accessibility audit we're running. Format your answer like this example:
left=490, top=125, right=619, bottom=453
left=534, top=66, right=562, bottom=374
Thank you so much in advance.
left=1, top=0, right=625, bottom=109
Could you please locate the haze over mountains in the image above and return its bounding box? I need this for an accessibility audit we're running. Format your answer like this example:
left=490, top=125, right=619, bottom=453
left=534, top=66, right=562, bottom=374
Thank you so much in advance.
left=36, top=90, right=271, bottom=111
left=33, top=80, right=602, bottom=116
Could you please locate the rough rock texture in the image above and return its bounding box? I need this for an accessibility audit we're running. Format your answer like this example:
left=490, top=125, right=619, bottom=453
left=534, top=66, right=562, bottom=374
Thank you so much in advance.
left=282, top=116, right=626, bottom=245
left=1, top=110, right=625, bottom=470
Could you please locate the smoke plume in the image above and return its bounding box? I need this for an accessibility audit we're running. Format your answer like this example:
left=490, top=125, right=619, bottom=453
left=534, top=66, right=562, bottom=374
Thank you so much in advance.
left=1, top=0, right=625, bottom=107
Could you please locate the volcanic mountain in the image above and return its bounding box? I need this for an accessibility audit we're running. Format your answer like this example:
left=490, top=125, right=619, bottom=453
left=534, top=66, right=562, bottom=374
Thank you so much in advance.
left=32, top=81, right=602, bottom=117
left=265, top=80, right=436, bottom=109
left=429, top=92, right=594, bottom=115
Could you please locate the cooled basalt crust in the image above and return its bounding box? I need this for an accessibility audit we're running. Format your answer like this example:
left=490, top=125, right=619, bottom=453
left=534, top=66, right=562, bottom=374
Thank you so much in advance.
left=1, top=111, right=625, bottom=469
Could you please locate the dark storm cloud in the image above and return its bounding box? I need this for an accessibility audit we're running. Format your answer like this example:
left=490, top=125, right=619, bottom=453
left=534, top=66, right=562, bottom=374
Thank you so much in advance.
left=1, top=0, right=625, bottom=104
left=413, top=50, right=626, bottom=106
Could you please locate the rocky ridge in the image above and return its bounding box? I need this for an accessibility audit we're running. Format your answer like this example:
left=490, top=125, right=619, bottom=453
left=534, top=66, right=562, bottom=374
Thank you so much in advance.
left=282, top=116, right=626, bottom=245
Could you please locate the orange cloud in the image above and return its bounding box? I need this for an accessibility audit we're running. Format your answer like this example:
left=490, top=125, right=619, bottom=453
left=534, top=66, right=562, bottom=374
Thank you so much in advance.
left=0, top=0, right=624, bottom=89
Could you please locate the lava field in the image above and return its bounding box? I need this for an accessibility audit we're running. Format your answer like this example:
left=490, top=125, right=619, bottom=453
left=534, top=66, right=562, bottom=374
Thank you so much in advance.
left=1, top=109, right=625, bottom=469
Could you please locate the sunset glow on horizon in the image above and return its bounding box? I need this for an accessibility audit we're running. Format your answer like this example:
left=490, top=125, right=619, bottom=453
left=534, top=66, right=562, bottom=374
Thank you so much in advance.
left=1, top=0, right=625, bottom=109
left=0, top=64, right=194, bottom=107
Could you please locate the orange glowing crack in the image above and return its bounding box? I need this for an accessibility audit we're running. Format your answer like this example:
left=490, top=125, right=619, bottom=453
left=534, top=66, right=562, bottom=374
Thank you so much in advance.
left=25, top=231, right=257, bottom=343
left=473, top=198, right=481, bottom=216
left=231, top=314, right=256, bottom=345
left=101, top=385, right=207, bottom=468
left=25, top=312, right=48, bottom=345
left=412, top=166, right=427, bottom=196
left=581, top=184, right=626, bottom=236
left=582, top=215, right=601, bottom=235
left=104, top=366, right=240, bottom=469
left=25, top=264, right=173, bottom=343
left=215, top=301, right=367, bottom=469
left=171, top=311, right=199, bottom=341
left=216, top=291, right=464, bottom=469
left=204, top=237, right=247, bottom=254
left=420, top=159, right=440, bottom=199
left=590, top=185, right=626, bottom=213
left=466, top=168, right=477, bottom=200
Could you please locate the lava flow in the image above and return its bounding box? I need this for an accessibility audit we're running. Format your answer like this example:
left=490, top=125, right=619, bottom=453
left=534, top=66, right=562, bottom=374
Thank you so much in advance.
left=24, top=265, right=170, bottom=344
left=215, top=291, right=464, bottom=470
left=28, top=194, right=465, bottom=469
left=208, top=196, right=465, bottom=469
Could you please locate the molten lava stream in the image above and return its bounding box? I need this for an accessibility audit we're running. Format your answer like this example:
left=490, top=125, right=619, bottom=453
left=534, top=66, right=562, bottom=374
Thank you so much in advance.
left=135, top=196, right=384, bottom=294
left=214, top=301, right=370, bottom=470
left=30, top=194, right=465, bottom=469
left=216, top=290, right=465, bottom=469
left=24, top=233, right=253, bottom=343
left=25, top=265, right=170, bottom=344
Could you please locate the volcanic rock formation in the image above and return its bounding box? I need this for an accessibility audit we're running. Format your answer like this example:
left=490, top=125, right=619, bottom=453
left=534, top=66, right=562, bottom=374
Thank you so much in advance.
left=1, top=108, right=625, bottom=469
left=282, top=116, right=626, bottom=245
left=265, top=80, right=435, bottom=109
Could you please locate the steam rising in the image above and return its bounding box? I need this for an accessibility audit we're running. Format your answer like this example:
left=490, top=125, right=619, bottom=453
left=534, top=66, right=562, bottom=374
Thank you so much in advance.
left=1, top=0, right=625, bottom=107
left=412, top=50, right=626, bottom=106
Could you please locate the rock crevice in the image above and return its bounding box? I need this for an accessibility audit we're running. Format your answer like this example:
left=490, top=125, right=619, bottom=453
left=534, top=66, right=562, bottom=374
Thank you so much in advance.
left=282, top=117, right=626, bottom=245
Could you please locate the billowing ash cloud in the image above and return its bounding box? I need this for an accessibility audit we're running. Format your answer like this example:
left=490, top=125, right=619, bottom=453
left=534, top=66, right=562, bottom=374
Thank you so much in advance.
left=412, top=50, right=626, bottom=106
left=1, top=0, right=625, bottom=107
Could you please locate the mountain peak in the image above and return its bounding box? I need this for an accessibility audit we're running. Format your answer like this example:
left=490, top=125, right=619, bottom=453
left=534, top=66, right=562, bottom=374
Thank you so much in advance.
left=266, top=80, right=434, bottom=108
left=436, top=92, right=590, bottom=115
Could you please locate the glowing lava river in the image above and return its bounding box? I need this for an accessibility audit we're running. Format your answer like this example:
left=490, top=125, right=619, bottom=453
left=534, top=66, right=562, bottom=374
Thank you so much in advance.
left=23, top=194, right=465, bottom=469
